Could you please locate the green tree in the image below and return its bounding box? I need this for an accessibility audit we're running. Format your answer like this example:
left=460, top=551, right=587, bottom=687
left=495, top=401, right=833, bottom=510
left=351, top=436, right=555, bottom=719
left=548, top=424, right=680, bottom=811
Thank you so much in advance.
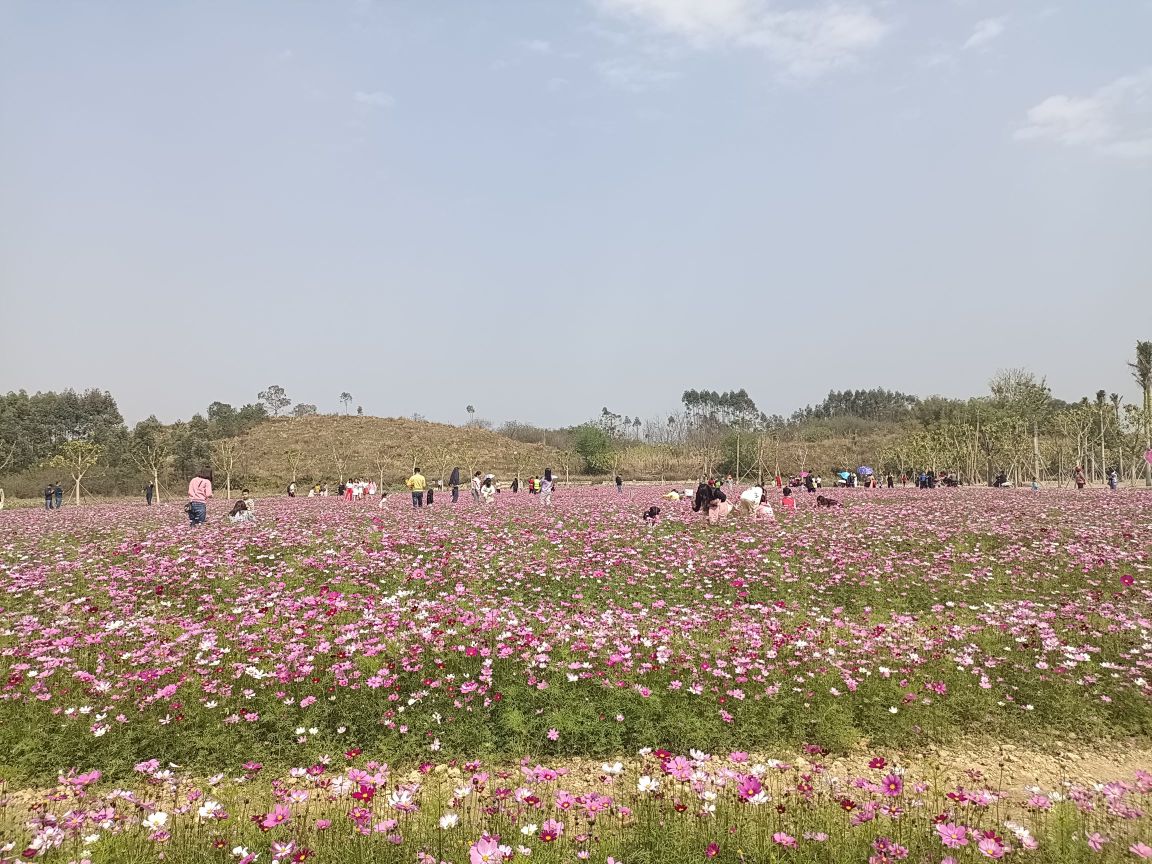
left=292, top=403, right=318, bottom=417
left=572, top=425, right=613, bottom=474
left=1130, top=340, right=1152, bottom=485
left=258, top=385, right=292, bottom=416
left=171, top=415, right=212, bottom=479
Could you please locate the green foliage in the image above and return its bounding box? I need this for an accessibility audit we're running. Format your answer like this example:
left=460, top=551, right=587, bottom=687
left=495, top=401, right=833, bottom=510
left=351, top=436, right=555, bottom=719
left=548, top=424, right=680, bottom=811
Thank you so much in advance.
left=572, top=424, right=613, bottom=473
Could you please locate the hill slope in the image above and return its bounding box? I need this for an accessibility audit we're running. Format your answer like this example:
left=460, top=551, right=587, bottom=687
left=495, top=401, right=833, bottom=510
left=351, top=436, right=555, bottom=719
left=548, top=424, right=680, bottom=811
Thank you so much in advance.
left=233, top=416, right=564, bottom=489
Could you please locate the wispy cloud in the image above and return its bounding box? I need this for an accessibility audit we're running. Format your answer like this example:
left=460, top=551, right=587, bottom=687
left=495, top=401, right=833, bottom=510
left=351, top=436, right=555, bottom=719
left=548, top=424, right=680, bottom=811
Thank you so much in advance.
left=595, top=58, right=678, bottom=92
left=523, top=39, right=554, bottom=55
left=1015, top=69, right=1152, bottom=159
left=962, top=17, right=1005, bottom=51
left=591, top=0, right=889, bottom=79
left=353, top=90, right=395, bottom=109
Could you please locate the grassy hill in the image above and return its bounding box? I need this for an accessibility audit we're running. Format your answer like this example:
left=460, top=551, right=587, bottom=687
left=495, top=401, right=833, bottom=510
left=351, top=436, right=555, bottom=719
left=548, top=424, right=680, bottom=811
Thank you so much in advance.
left=233, top=416, right=565, bottom=490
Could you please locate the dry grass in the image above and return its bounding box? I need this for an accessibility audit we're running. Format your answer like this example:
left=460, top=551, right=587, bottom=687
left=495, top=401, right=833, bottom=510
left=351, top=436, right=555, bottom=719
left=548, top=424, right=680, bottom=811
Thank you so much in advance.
left=232, top=415, right=565, bottom=488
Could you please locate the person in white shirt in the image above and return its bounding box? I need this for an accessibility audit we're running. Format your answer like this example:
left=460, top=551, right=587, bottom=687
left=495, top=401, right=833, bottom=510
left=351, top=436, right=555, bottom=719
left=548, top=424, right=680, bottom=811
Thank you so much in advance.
left=738, top=484, right=764, bottom=517
left=480, top=476, right=496, bottom=504
left=471, top=472, right=483, bottom=504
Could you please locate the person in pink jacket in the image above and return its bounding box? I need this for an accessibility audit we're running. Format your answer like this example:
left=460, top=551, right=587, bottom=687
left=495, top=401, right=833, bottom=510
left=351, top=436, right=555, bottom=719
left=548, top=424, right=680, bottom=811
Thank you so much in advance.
left=187, top=470, right=213, bottom=526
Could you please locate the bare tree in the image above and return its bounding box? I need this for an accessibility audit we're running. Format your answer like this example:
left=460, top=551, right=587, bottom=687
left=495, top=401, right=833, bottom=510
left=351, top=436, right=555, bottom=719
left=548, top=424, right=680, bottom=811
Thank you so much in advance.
left=213, top=439, right=241, bottom=499
left=285, top=448, right=307, bottom=484
left=329, top=435, right=353, bottom=482
left=50, top=441, right=103, bottom=505
left=0, top=439, right=15, bottom=475
left=131, top=431, right=170, bottom=503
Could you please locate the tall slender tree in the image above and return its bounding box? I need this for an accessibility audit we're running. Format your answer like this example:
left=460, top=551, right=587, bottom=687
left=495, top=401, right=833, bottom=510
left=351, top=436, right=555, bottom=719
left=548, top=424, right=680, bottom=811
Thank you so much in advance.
left=1130, top=341, right=1152, bottom=485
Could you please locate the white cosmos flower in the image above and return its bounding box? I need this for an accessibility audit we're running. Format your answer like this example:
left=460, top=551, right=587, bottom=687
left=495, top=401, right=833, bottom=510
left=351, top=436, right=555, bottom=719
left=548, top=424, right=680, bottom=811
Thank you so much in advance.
left=521, top=824, right=538, bottom=836
left=637, top=775, right=660, bottom=793
left=601, top=762, right=624, bottom=775
left=438, top=813, right=459, bottom=829
left=142, top=811, right=168, bottom=830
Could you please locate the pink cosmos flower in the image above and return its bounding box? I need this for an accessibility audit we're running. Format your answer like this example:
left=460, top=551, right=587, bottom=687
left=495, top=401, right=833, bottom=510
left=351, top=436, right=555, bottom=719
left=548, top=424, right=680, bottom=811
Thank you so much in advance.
left=1131, top=842, right=1152, bottom=859
left=261, top=804, right=291, bottom=829
left=705, top=842, right=719, bottom=858
left=1122, top=574, right=1135, bottom=586
left=546, top=729, right=559, bottom=741
left=772, top=832, right=797, bottom=848
left=737, top=775, right=762, bottom=800
left=977, top=836, right=1006, bottom=859
left=881, top=774, right=903, bottom=797
left=470, top=835, right=503, bottom=864
left=1087, top=832, right=1108, bottom=852
left=936, top=823, right=968, bottom=849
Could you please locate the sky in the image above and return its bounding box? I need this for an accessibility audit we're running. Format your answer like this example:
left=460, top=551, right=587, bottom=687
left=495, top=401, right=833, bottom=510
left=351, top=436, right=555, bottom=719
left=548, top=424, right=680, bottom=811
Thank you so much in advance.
left=1, top=0, right=1150, bottom=428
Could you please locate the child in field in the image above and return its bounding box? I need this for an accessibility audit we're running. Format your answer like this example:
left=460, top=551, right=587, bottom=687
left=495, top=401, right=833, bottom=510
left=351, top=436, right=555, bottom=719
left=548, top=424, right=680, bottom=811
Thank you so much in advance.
left=780, top=486, right=796, bottom=513
left=541, top=469, right=554, bottom=506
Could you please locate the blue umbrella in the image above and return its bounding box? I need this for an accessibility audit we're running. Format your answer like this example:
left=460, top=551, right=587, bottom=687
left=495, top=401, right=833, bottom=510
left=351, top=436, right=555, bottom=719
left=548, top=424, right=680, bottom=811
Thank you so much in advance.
left=837, top=471, right=852, bottom=480
left=858, top=466, right=874, bottom=476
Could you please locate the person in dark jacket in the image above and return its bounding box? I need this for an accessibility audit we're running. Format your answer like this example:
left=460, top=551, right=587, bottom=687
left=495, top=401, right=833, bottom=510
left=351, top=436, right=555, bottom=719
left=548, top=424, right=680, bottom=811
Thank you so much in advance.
left=449, top=467, right=461, bottom=503
left=145, top=482, right=155, bottom=505
left=44, top=484, right=54, bottom=511
left=53, top=482, right=63, bottom=509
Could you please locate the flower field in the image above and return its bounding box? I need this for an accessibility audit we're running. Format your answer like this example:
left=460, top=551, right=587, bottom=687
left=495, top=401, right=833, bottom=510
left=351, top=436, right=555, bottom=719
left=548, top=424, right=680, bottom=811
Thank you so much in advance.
left=1, top=487, right=1150, bottom=862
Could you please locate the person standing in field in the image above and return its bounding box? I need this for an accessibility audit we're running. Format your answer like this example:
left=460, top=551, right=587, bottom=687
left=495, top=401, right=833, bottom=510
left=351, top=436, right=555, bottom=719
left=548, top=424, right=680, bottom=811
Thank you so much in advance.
left=406, top=468, right=426, bottom=508
left=541, top=468, right=554, bottom=506
left=471, top=471, right=482, bottom=504
left=53, top=482, right=63, bottom=509
left=449, top=467, right=461, bottom=503
left=615, top=474, right=623, bottom=493
left=511, top=477, right=519, bottom=493
left=43, top=484, right=54, bottom=511
left=145, top=482, right=155, bottom=505
left=187, top=469, right=212, bottom=526
left=1074, top=465, right=1086, bottom=490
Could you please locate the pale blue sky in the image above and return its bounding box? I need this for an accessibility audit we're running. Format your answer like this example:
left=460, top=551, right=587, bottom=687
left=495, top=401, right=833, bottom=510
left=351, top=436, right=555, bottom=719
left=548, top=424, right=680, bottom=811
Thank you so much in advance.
left=1, top=1, right=1150, bottom=426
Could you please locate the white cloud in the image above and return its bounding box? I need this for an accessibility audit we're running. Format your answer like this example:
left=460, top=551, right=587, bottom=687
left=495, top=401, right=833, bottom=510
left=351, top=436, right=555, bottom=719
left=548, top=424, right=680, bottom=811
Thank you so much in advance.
left=963, top=17, right=1005, bottom=51
left=595, top=58, right=678, bottom=91
left=591, top=0, right=888, bottom=78
left=524, top=39, right=554, bottom=55
left=1016, top=69, right=1152, bottom=159
left=353, top=91, right=395, bottom=109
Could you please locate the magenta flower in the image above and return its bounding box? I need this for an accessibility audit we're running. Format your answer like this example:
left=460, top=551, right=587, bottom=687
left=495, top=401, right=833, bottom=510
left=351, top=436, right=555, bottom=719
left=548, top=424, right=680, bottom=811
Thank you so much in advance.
left=705, top=841, right=719, bottom=858
left=881, top=774, right=903, bottom=797
left=539, top=819, right=563, bottom=842
left=546, top=728, right=559, bottom=741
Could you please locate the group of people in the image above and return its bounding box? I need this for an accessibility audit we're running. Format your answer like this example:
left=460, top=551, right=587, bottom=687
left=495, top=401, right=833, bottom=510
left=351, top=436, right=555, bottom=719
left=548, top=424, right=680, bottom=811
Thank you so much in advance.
left=1073, top=465, right=1122, bottom=491
left=680, top=478, right=795, bottom=525
left=183, top=470, right=256, bottom=525
left=42, top=482, right=64, bottom=510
